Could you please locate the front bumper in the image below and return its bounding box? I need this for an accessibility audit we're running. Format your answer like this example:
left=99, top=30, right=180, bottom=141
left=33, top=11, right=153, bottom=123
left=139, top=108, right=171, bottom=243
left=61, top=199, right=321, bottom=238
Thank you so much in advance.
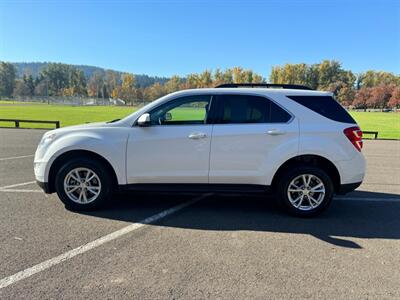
left=36, top=180, right=51, bottom=194
left=337, top=181, right=362, bottom=195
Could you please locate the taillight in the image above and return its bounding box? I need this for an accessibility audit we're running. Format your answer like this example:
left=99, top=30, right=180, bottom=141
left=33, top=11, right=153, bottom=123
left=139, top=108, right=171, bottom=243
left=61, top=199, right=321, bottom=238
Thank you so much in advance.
left=344, top=126, right=363, bottom=152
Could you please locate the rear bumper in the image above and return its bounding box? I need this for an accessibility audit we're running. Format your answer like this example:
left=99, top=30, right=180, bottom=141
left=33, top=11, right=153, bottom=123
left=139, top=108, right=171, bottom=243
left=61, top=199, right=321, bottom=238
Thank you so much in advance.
left=335, top=153, right=366, bottom=185
left=337, top=181, right=362, bottom=195
left=36, top=180, right=51, bottom=194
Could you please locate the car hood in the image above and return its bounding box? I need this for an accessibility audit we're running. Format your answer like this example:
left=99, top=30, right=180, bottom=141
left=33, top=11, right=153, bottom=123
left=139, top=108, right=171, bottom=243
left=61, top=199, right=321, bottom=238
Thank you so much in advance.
left=43, top=121, right=119, bottom=138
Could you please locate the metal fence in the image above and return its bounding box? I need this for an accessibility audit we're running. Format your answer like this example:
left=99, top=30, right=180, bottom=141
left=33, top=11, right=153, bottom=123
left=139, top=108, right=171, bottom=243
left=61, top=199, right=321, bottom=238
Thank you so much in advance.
left=1, top=96, right=127, bottom=106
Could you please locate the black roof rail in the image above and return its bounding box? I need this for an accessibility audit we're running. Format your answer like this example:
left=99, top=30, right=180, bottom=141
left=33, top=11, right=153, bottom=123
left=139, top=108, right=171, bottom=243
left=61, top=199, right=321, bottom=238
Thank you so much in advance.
left=215, top=83, right=313, bottom=90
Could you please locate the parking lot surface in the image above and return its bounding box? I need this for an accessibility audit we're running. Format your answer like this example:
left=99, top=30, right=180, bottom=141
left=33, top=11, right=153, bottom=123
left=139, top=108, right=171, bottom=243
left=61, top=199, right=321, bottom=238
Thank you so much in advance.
left=0, top=128, right=399, bottom=299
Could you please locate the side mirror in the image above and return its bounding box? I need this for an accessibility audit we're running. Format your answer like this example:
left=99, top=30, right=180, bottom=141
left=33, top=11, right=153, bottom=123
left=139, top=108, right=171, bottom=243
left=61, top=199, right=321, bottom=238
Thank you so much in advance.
left=137, top=113, right=151, bottom=126
left=165, top=112, right=172, bottom=121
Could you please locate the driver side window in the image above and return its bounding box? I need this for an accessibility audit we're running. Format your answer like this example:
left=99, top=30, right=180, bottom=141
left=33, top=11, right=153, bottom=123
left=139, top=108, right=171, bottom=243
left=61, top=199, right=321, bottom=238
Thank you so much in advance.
left=149, top=95, right=212, bottom=126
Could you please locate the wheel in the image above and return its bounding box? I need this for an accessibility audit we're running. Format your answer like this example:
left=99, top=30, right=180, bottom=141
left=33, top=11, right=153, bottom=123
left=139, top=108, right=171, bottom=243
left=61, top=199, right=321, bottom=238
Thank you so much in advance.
left=277, top=165, right=334, bottom=217
left=55, top=158, right=113, bottom=211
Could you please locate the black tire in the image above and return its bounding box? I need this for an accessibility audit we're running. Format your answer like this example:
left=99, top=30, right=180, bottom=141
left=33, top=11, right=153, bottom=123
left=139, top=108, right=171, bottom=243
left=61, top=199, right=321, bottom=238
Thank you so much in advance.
left=276, top=165, right=334, bottom=217
left=55, top=158, right=113, bottom=211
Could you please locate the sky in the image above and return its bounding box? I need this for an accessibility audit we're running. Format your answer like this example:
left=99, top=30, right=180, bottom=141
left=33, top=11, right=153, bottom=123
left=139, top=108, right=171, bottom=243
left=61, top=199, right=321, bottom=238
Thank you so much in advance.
left=0, top=0, right=399, bottom=78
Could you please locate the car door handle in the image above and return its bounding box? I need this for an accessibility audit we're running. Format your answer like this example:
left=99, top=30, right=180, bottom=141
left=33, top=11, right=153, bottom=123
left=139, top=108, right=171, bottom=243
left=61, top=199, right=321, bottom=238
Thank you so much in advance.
left=188, top=132, right=207, bottom=139
left=266, top=129, right=286, bottom=135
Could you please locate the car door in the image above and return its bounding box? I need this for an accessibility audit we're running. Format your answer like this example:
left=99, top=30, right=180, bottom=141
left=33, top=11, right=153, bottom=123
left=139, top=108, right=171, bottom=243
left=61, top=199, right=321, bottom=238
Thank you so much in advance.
left=209, top=94, right=299, bottom=185
left=126, top=95, right=213, bottom=184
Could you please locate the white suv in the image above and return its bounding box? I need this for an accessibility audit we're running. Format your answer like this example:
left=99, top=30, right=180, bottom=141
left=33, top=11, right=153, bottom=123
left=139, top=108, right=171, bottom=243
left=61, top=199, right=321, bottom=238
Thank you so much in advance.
left=34, top=84, right=365, bottom=217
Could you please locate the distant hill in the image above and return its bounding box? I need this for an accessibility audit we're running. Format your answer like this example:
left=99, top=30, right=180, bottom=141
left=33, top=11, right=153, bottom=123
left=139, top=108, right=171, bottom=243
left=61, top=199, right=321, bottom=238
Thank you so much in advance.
left=11, top=62, right=169, bottom=88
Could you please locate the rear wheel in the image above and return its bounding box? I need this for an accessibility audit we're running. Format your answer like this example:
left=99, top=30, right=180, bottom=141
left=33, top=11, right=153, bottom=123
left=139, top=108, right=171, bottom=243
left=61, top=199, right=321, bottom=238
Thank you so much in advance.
left=277, top=165, right=334, bottom=217
left=55, top=158, right=113, bottom=211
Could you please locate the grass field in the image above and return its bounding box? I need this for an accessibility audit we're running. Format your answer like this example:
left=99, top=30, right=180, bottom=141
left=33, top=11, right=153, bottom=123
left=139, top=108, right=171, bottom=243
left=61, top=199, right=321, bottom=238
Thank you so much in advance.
left=0, top=105, right=136, bottom=128
left=349, top=112, right=399, bottom=139
left=0, top=103, right=399, bottom=139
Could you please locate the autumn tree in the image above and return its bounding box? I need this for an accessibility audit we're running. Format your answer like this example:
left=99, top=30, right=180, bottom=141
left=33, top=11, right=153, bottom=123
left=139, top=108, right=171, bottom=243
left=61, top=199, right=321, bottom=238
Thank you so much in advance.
left=87, top=71, right=105, bottom=98
left=121, top=73, right=136, bottom=104
left=353, top=87, right=371, bottom=110
left=367, top=85, right=393, bottom=109
left=146, top=82, right=165, bottom=101
left=358, top=71, right=400, bottom=88
left=388, top=87, right=400, bottom=108
left=164, top=75, right=181, bottom=93
left=336, top=85, right=355, bottom=106
left=199, top=70, right=212, bottom=87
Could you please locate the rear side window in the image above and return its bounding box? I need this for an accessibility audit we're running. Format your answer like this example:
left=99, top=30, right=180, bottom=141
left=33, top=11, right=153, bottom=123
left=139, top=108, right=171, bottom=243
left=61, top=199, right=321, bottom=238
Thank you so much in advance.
left=287, top=95, right=356, bottom=124
left=214, top=95, right=291, bottom=124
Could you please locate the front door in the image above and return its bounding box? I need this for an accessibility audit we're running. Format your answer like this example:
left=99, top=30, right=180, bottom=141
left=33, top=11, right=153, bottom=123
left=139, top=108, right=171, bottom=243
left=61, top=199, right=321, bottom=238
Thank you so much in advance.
left=126, top=95, right=213, bottom=184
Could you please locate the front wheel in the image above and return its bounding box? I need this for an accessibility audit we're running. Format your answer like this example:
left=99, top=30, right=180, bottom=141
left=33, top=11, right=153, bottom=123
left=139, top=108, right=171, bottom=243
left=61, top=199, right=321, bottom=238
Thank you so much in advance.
left=55, top=158, right=113, bottom=211
left=277, top=166, right=334, bottom=217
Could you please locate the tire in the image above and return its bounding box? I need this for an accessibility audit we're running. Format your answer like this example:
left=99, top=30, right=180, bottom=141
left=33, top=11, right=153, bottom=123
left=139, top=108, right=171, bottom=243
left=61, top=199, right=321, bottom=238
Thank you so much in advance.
left=276, top=165, right=334, bottom=217
left=55, top=158, right=113, bottom=211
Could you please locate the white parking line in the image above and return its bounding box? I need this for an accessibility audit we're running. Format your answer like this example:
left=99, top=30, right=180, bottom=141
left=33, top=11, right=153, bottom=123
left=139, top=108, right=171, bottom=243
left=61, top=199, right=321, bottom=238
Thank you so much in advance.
left=0, top=189, right=42, bottom=193
left=335, top=197, right=400, bottom=202
left=0, top=193, right=211, bottom=289
left=0, top=155, right=34, bottom=161
left=0, top=181, right=36, bottom=190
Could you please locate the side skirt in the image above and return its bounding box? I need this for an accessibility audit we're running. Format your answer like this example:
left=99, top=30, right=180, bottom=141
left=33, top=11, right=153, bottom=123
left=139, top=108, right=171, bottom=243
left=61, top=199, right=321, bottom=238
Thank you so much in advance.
left=118, top=183, right=271, bottom=194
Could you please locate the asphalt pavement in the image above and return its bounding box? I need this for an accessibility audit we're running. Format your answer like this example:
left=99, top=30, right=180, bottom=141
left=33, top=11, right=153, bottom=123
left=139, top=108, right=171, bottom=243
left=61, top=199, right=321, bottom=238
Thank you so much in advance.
left=0, top=128, right=399, bottom=299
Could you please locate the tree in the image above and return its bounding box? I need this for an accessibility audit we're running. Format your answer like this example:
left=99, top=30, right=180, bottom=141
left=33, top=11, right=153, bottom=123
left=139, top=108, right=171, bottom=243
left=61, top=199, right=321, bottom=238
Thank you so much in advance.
left=199, top=70, right=212, bottom=87
left=41, top=63, right=70, bottom=96
left=223, top=68, right=233, bottom=83
left=336, top=85, right=355, bottom=106
left=252, top=73, right=264, bottom=83
left=87, top=71, right=105, bottom=98
left=388, top=87, right=400, bottom=108
left=23, top=74, right=35, bottom=96
left=367, top=85, right=392, bottom=109
left=146, top=82, right=165, bottom=101
left=164, top=75, right=181, bottom=93
left=13, top=79, right=31, bottom=97
left=0, top=62, right=17, bottom=97
left=269, top=60, right=355, bottom=92
left=121, top=73, right=136, bottom=104
left=213, top=68, right=224, bottom=86
left=358, top=71, right=400, bottom=88
left=69, top=69, right=87, bottom=96
left=353, top=87, right=371, bottom=110
left=105, top=70, right=119, bottom=98
left=317, top=60, right=343, bottom=89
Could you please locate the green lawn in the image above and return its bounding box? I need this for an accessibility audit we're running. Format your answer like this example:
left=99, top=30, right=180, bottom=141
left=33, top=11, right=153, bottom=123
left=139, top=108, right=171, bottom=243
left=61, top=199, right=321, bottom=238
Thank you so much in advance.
left=0, top=104, right=398, bottom=139
left=0, top=105, right=136, bottom=128
left=349, top=112, right=400, bottom=139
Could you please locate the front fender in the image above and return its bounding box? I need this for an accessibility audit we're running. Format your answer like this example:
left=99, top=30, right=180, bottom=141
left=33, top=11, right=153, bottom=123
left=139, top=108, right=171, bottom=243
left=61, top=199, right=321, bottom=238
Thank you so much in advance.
left=38, top=128, right=129, bottom=184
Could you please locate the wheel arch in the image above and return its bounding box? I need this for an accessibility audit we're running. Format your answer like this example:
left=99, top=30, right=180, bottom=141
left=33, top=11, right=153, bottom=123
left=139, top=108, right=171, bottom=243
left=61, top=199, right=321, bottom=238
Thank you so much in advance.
left=47, top=150, right=119, bottom=194
left=270, top=154, right=341, bottom=193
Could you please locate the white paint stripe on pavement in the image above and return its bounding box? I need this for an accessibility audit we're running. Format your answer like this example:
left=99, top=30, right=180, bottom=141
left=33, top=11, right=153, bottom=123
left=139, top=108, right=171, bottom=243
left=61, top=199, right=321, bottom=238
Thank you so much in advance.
left=0, top=155, right=34, bottom=161
left=0, top=181, right=36, bottom=190
left=0, top=189, right=42, bottom=193
left=0, top=193, right=211, bottom=290
left=335, top=197, right=400, bottom=202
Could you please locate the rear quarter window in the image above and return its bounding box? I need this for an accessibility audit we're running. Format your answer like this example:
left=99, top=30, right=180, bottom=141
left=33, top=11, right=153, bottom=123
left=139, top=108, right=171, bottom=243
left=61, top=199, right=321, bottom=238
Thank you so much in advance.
left=287, top=95, right=356, bottom=124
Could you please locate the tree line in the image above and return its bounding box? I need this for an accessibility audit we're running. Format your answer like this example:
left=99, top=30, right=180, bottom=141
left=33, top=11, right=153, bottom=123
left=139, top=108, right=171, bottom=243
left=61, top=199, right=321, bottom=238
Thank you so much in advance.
left=0, top=60, right=399, bottom=108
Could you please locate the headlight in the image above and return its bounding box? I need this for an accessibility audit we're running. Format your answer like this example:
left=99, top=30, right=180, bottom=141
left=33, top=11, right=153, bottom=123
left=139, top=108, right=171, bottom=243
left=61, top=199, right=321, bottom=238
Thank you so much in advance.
left=39, top=133, right=57, bottom=147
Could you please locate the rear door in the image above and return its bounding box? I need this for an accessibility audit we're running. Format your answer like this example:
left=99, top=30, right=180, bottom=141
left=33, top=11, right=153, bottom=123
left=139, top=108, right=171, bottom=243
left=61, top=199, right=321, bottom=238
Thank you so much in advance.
left=209, top=94, right=298, bottom=185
